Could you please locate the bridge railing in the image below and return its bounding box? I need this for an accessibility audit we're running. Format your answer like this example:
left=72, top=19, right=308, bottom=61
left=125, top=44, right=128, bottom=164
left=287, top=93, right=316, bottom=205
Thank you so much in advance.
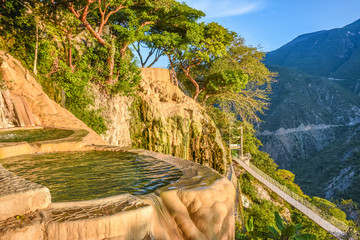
left=244, top=161, right=349, bottom=233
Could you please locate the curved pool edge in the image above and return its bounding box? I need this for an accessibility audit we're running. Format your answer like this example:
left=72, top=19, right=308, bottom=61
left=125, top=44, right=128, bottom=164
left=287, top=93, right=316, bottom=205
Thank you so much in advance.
left=0, top=127, right=93, bottom=160
left=0, top=163, right=51, bottom=221
left=0, top=146, right=236, bottom=240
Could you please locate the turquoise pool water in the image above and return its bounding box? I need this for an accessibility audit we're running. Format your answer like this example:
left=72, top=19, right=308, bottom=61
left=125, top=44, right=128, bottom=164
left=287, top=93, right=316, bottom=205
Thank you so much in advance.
left=1, top=151, right=182, bottom=202
left=0, top=128, right=74, bottom=143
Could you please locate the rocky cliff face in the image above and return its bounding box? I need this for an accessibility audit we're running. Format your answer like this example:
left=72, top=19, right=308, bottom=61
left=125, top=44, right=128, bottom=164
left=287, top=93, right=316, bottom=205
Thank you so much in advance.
left=95, top=68, right=229, bottom=174
left=258, top=65, right=360, bottom=202
left=0, top=89, right=18, bottom=128
left=258, top=66, right=360, bottom=166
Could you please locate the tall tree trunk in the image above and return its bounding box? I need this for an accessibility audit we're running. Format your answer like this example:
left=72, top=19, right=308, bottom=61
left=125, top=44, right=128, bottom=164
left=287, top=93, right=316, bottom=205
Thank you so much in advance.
left=67, top=32, right=75, bottom=73
left=183, top=69, right=200, bottom=100
left=33, top=21, right=39, bottom=75
left=61, top=89, right=66, bottom=108
left=107, top=37, right=116, bottom=84
left=119, top=44, right=128, bottom=59
left=167, top=54, right=178, bottom=87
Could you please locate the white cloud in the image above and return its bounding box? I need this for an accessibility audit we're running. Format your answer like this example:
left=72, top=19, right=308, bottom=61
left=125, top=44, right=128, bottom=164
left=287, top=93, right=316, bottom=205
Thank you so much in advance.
left=183, top=0, right=264, bottom=18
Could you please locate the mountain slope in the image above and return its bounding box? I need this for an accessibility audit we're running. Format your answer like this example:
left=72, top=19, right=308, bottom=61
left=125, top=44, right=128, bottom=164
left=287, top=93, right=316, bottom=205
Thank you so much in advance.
left=265, top=19, right=360, bottom=95
left=257, top=65, right=360, bottom=202
left=289, top=123, right=360, bottom=202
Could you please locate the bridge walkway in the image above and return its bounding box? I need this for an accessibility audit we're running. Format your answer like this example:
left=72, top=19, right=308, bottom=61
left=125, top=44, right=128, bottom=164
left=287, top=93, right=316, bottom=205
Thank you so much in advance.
left=233, top=157, right=346, bottom=239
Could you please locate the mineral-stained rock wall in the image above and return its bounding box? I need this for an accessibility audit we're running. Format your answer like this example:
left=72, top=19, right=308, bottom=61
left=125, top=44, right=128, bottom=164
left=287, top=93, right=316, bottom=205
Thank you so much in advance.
left=92, top=86, right=133, bottom=147
left=95, top=68, right=229, bottom=173
left=0, top=89, right=17, bottom=128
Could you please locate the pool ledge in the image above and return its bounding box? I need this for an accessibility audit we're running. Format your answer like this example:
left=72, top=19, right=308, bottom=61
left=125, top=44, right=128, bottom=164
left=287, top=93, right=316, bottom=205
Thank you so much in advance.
left=0, top=128, right=94, bottom=160
left=0, top=164, right=51, bottom=221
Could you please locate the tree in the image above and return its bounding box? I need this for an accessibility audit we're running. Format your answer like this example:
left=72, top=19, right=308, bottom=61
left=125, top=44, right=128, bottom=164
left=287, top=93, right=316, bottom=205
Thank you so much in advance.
left=132, top=0, right=204, bottom=68
left=197, top=36, right=276, bottom=125
left=54, top=0, right=154, bottom=82
left=169, top=22, right=235, bottom=99
left=0, top=0, right=37, bottom=66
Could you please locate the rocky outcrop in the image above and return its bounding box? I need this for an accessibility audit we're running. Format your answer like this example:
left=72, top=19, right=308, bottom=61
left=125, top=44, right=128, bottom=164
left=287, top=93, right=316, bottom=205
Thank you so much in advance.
left=92, top=86, right=133, bottom=147
left=0, top=90, right=18, bottom=128
left=96, top=68, right=229, bottom=173
left=258, top=124, right=338, bottom=167
left=0, top=51, right=105, bottom=146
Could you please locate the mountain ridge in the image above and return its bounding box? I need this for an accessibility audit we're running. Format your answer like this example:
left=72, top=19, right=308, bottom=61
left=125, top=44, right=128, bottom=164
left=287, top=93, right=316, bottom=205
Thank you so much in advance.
left=265, top=18, right=360, bottom=95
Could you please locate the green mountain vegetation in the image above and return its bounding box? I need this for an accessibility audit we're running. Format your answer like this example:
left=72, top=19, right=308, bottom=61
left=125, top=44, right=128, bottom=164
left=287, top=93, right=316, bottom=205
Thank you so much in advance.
left=258, top=65, right=360, bottom=167
left=259, top=19, right=360, bottom=229
left=265, top=19, right=360, bottom=95
left=1, top=0, right=357, bottom=238
left=258, top=65, right=360, bottom=224
left=290, top=123, right=360, bottom=202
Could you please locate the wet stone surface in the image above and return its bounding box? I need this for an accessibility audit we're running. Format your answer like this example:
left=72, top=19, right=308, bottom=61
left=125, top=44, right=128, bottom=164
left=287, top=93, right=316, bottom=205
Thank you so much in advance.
left=48, top=199, right=149, bottom=223
left=0, top=164, right=43, bottom=197
left=0, top=210, right=43, bottom=234
left=0, top=128, right=74, bottom=143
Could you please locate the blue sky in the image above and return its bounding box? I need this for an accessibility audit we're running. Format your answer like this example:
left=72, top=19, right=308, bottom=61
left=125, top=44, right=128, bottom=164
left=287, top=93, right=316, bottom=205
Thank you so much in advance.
left=150, top=0, right=360, bottom=67
left=183, top=0, right=360, bottom=51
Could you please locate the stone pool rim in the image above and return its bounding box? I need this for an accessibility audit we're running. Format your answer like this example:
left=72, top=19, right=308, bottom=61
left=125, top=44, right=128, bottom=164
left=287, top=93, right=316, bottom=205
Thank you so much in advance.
left=0, top=144, right=224, bottom=218
left=0, top=127, right=92, bottom=160
left=0, top=143, right=235, bottom=240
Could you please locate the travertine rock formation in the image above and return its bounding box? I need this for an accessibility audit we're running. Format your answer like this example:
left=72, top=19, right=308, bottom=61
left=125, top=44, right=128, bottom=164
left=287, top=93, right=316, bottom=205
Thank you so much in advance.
left=95, top=68, right=229, bottom=173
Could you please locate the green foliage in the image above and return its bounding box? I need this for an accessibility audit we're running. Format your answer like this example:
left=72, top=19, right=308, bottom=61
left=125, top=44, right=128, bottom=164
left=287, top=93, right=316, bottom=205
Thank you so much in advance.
left=134, top=0, right=204, bottom=67
left=0, top=1, right=36, bottom=68
left=169, top=21, right=235, bottom=99
left=0, top=0, right=144, bottom=134
left=240, top=173, right=257, bottom=201
left=260, top=212, right=316, bottom=240
left=311, top=197, right=351, bottom=224
left=237, top=211, right=316, bottom=240
left=247, top=200, right=281, bottom=230
left=205, top=69, right=249, bottom=95
left=291, top=210, right=333, bottom=239
left=337, top=199, right=360, bottom=227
